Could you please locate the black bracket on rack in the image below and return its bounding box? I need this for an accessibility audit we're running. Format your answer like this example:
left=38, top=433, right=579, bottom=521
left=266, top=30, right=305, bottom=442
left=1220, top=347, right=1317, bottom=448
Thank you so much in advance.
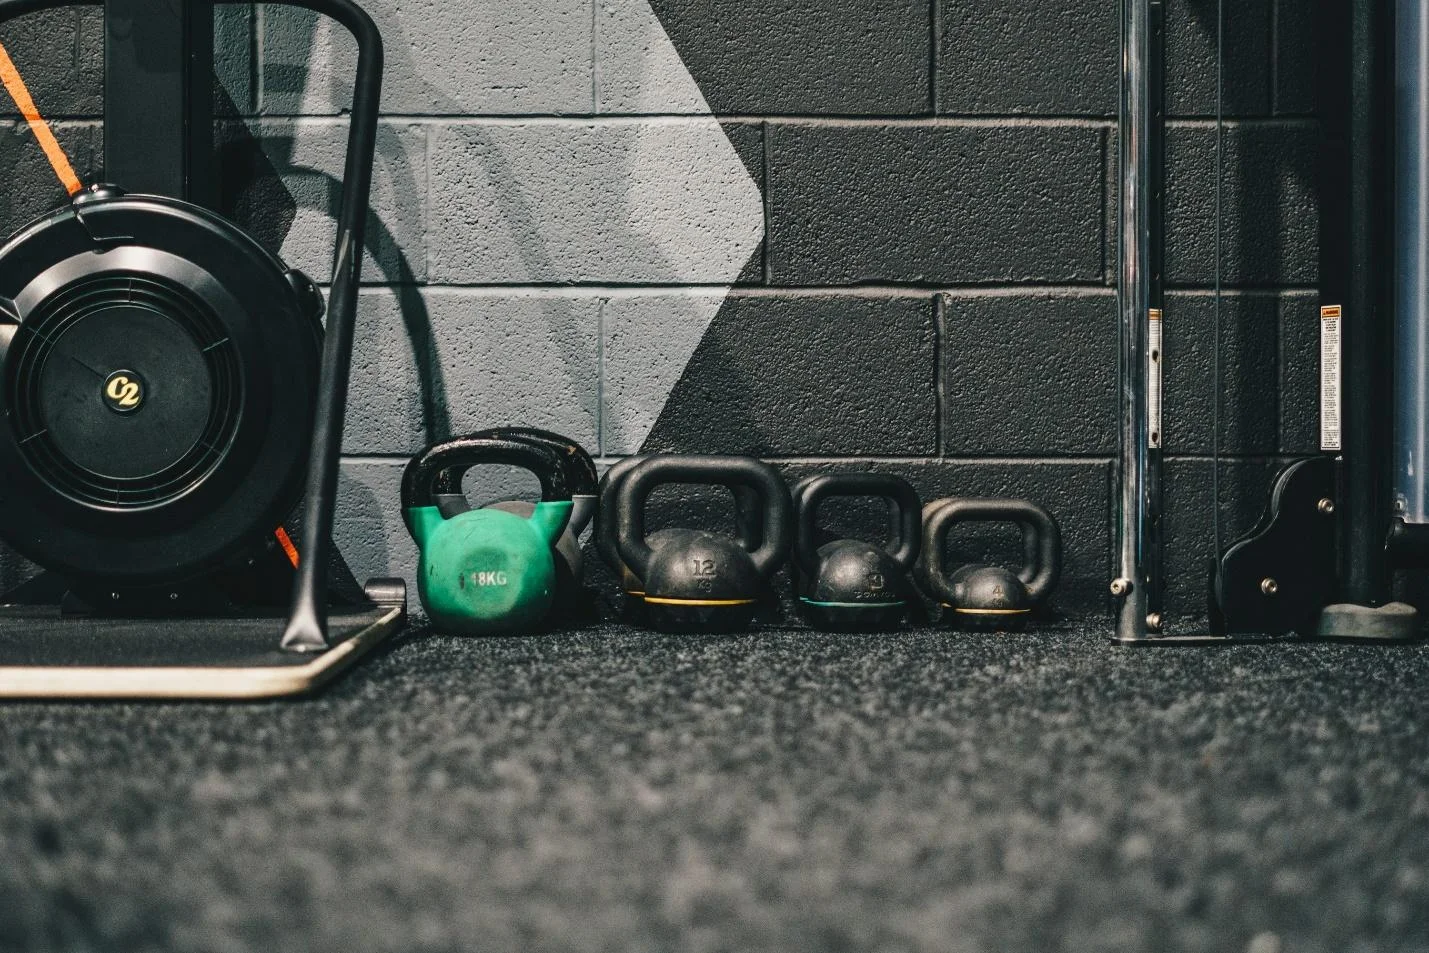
left=1209, top=457, right=1336, bottom=637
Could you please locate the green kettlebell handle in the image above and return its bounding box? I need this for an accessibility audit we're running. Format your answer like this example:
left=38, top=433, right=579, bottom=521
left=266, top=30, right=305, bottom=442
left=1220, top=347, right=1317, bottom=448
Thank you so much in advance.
left=434, top=428, right=597, bottom=533
left=920, top=498, right=1062, bottom=607
left=402, top=435, right=572, bottom=545
left=614, top=454, right=792, bottom=581
left=792, top=473, right=922, bottom=577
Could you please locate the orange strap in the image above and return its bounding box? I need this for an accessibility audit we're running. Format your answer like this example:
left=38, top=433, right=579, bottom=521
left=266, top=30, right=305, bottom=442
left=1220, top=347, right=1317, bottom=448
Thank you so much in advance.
left=275, top=526, right=300, bottom=568
left=0, top=38, right=82, bottom=196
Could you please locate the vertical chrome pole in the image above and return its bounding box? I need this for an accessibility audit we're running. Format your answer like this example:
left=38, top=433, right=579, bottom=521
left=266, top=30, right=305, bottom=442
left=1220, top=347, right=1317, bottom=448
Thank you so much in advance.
left=1116, top=0, right=1156, bottom=641
left=1395, top=0, right=1429, bottom=525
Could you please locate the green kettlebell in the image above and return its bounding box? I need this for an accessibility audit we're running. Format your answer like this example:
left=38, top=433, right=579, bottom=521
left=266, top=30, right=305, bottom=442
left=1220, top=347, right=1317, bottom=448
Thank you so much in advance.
left=402, top=435, right=573, bottom=635
left=432, top=428, right=599, bottom=617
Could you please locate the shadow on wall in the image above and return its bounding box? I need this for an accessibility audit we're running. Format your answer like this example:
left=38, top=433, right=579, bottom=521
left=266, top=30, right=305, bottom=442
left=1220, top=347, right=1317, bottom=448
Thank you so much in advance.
left=238, top=2, right=763, bottom=588
left=252, top=2, right=662, bottom=427
left=1155, top=0, right=1318, bottom=616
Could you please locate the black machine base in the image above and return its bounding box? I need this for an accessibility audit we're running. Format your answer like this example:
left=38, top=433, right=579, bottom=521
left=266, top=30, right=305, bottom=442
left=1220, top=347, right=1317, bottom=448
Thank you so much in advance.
left=0, top=579, right=405, bottom=700
left=1316, top=601, right=1421, bottom=642
left=1209, top=457, right=1338, bottom=638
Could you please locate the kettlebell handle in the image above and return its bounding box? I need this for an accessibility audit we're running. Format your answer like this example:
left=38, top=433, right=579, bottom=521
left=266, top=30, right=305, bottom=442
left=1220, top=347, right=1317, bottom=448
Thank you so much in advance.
left=614, top=455, right=793, bottom=580
left=792, top=473, right=922, bottom=576
left=435, top=428, right=597, bottom=528
left=921, top=498, right=1062, bottom=606
left=478, top=427, right=598, bottom=495
left=597, top=455, right=766, bottom=574
left=402, top=435, right=572, bottom=516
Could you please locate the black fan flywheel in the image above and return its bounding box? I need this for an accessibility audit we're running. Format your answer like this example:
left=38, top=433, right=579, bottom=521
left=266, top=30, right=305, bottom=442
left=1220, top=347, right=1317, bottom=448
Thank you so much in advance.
left=0, top=184, right=323, bottom=587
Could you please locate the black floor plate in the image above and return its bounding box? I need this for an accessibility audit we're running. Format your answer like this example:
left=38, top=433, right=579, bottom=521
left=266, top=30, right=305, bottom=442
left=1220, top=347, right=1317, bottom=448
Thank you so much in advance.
left=0, top=604, right=405, bottom=699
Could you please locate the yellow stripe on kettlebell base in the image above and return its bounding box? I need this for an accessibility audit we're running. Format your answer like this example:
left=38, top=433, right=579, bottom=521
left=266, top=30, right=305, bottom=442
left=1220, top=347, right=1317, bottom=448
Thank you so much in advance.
left=643, top=597, right=757, bottom=607
left=943, top=605, right=1032, bottom=615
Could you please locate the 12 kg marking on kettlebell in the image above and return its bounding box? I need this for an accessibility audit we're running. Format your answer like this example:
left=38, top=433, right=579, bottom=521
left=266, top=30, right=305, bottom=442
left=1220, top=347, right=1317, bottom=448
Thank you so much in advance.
left=691, top=559, right=717, bottom=576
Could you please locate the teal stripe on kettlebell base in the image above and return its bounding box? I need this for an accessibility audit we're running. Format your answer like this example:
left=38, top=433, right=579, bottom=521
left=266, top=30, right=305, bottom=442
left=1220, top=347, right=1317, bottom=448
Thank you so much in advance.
left=799, top=597, right=906, bottom=609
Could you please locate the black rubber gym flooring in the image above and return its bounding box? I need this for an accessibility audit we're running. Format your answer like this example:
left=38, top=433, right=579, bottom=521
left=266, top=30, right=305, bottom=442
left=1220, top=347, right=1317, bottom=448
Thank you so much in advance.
left=2, top=621, right=1428, bottom=953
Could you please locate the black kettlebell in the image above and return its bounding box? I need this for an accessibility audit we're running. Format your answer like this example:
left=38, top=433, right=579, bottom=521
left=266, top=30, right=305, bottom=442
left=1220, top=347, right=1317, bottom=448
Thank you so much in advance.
left=614, top=455, right=792, bottom=633
left=921, top=498, right=1062, bottom=631
left=435, top=428, right=598, bottom=617
left=596, top=454, right=765, bottom=619
left=792, top=473, right=922, bottom=631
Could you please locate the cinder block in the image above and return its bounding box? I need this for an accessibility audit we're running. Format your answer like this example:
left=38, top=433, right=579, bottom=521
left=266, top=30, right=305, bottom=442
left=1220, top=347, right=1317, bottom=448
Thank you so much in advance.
left=216, top=119, right=427, bottom=282
left=767, top=123, right=1103, bottom=285
left=941, top=291, right=1116, bottom=456
left=0, top=121, right=95, bottom=235
left=1278, top=291, right=1323, bottom=455
left=598, top=0, right=930, bottom=115
left=1274, top=0, right=1317, bottom=115
left=1163, top=0, right=1272, bottom=117
left=1163, top=121, right=1319, bottom=286
left=259, top=0, right=592, bottom=116
left=0, top=8, right=103, bottom=119
left=336, top=458, right=416, bottom=595
left=937, top=0, right=1116, bottom=116
left=777, top=460, right=1111, bottom=616
left=598, top=292, right=729, bottom=457
left=345, top=288, right=601, bottom=455
left=720, top=122, right=766, bottom=283
left=625, top=292, right=937, bottom=457
left=215, top=4, right=256, bottom=117
left=1160, top=291, right=1280, bottom=457
left=427, top=120, right=763, bottom=285
left=2, top=7, right=251, bottom=119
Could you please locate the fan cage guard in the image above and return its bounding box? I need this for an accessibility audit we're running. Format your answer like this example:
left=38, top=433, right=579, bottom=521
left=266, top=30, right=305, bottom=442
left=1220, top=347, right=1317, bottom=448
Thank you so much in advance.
left=7, top=273, right=243, bottom=510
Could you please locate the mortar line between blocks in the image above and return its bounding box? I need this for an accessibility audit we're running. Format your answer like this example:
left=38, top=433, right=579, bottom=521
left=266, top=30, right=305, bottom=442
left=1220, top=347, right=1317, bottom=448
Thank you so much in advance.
left=762, top=121, right=772, bottom=285
left=253, top=2, right=265, bottom=116
left=247, top=2, right=259, bottom=117
left=340, top=284, right=1312, bottom=298
left=589, top=0, right=599, bottom=115
left=597, top=297, right=606, bottom=457
left=934, top=293, right=946, bottom=461
left=1269, top=0, right=1280, bottom=113
left=929, top=0, right=940, bottom=115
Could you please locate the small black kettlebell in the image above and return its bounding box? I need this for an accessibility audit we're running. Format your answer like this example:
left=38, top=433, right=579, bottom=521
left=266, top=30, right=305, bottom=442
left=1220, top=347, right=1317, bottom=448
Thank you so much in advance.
left=596, top=454, right=765, bottom=619
left=921, top=498, right=1062, bottom=631
left=792, top=473, right=922, bottom=631
left=435, top=428, right=598, bottom=618
left=614, top=454, right=792, bottom=633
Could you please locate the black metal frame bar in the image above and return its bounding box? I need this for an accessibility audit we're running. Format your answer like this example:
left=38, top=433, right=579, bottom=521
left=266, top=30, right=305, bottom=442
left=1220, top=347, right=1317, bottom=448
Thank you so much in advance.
left=1339, top=0, right=1395, bottom=607
left=103, top=0, right=215, bottom=205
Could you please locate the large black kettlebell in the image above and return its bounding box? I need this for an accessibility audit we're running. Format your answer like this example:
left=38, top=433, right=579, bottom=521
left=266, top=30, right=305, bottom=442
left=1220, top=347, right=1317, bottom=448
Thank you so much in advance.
left=921, top=498, right=1062, bottom=631
left=792, top=473, right=922, bottom=631
left=435, top=428, right=598, bottom=616
left=596, top=454, right=765, bottom=618
left=614, top=455, right=792, bottom=633
left=402, top=435, right=572, bottom=635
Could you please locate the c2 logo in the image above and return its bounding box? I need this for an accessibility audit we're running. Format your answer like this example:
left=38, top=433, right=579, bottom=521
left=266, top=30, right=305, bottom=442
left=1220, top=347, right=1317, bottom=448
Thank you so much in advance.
left=102, top=370, right=145, bottom=413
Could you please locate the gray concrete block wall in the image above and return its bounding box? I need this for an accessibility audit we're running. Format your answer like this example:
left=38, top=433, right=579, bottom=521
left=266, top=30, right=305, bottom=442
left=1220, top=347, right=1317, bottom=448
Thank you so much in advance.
left=0, top=1, right=1327, bottom=622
